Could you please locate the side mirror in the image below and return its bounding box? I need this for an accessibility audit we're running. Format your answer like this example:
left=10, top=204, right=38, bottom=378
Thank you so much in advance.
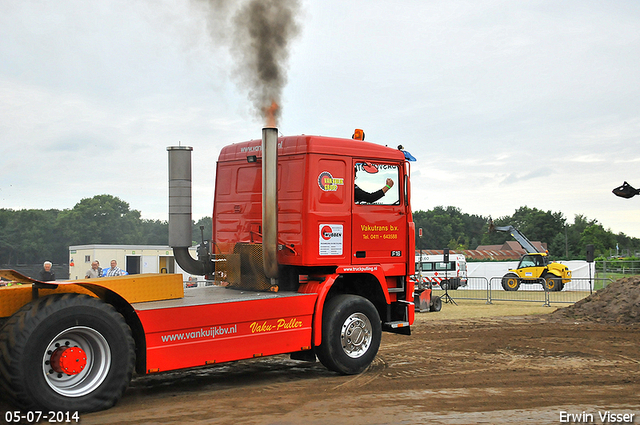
left=362, top=162, right=378, bottom=174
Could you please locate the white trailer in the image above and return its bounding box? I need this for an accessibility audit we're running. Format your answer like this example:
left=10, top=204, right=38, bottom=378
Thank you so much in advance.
left=414, top=253, right=468, bottom=290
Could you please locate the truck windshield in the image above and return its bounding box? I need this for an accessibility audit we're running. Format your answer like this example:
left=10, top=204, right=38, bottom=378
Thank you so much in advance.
left=354, top=162, right=399, bottom=205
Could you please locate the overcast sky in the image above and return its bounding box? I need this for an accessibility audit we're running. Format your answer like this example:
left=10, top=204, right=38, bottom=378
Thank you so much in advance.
left=1, top=1, right=639, bottom=240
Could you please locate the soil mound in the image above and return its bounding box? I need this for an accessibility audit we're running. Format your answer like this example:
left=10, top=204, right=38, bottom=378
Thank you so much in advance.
left=552, top=276, right=640, bottom=324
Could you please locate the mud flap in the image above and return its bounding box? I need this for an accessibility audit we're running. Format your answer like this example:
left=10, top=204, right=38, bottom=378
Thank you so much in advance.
left=382, top=300, right=412, bottom=335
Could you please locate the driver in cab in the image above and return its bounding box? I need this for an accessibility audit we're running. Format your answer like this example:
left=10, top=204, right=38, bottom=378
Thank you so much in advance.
left=352, top=129, right=394, bottom=203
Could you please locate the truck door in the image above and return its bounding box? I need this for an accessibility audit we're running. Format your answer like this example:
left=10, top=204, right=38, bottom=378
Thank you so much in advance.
left=351, top=160, right=407, bottom=273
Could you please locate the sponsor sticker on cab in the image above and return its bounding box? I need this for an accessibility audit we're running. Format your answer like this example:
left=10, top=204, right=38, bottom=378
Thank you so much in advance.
left=318, top=171, right=344, bottom=192
left=319, top=224, right=343, bottom=256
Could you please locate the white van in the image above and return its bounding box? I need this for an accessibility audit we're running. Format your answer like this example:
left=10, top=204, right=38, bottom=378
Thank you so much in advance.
left=414, top=253, right=468, bottom=290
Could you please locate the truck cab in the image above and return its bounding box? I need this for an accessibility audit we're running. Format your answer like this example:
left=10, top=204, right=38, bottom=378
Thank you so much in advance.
left=211, top=133, right=415, bottom=317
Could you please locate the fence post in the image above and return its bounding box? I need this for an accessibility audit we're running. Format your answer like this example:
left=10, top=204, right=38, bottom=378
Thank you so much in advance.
left=542, top=277, right=551, bottom=307
left=486, top=277, right=492, bottom=305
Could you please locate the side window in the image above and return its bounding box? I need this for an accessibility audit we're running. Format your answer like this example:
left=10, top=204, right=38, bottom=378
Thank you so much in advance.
left=435, top=262, right=449, bottom=271
left=520, top=255, right=536, bottom=268
left=421, top=262, right=434, bottom=271
left=354, top=162, right=399, bottom=205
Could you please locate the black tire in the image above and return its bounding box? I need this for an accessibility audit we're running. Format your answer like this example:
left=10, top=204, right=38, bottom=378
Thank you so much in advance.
left=430, top=296, right=442, bottom=312
left=501, top=273, right=521, bottom=291
left=0, top=293, right=135, bottom=412
left=316, top=295, right=381, bottom=375
left=543, top=273, right=564, bottom=292
left=440, top=280, right=448, bottom=290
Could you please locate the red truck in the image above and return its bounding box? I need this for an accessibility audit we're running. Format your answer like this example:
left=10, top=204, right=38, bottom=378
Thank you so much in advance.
left=0, top=128, right=415, bottom=412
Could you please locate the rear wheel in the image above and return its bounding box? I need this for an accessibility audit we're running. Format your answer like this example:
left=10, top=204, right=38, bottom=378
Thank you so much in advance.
left=0, top=293, right=135, bottom=412
left=430, top=296, right=442, bottom=312
left=316, top=295, right=381, bottom=375
left=543, top=273, right=564, bottom=291
left=501, top=273, right=521, bottom=291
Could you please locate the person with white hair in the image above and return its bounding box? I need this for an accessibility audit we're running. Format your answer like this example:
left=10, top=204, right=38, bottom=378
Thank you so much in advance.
left=38, top=261, right=56, bottom=281
left=85, top=261, right=101, bottom=279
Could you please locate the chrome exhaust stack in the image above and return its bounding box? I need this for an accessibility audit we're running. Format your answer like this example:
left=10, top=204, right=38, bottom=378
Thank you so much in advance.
left=167, top=145, right=213, bottom=275
left=262, top=127, right=279, bottom=280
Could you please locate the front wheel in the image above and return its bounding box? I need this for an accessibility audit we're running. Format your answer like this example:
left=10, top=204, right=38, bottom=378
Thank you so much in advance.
left=316, top=295, right=381, bottom=375
left=0, top=293, right=135, bottom=412
left=501, top=273, right=521, bottom=291
left=543, top=273, right=564, bottom=291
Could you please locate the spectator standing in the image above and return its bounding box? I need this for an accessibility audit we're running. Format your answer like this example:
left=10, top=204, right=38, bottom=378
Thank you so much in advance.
left=85, top=261, right=101, bottom=279
left=38, top=261, right=56, bottom=281
left=95, top=260, right=103, bottom=277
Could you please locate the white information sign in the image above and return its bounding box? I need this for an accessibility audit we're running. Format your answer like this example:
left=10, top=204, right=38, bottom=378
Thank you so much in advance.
left=319, top=224, right=343, bottom=256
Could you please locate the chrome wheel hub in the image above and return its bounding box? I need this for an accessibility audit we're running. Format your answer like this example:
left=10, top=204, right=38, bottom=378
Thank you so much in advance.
left=340, top=313, right=372, bottom=358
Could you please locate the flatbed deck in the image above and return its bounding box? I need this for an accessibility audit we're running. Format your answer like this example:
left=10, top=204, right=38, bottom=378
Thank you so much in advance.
left=134, top=285, right=318, bottom=372
left=133, top=285, right=306, bottom=311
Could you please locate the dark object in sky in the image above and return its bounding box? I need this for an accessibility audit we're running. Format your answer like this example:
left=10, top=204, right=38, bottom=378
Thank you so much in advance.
left=612, top=181, right=640, bottom=199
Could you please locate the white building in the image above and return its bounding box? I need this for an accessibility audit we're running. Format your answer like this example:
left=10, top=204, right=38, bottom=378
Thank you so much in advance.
left=68, top=244, right=196, bottom=280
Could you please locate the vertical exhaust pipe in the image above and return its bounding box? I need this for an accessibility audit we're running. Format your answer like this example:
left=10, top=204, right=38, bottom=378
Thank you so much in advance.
left=262, top=127, right=279, bottom=280
left=168, top=146, right=193, bottom=248
left=167, top=145, right=212, bottom=275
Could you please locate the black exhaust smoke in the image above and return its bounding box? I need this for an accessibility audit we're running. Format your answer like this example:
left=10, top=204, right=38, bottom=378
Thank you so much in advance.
left=199, top=0, right=301, bottom=126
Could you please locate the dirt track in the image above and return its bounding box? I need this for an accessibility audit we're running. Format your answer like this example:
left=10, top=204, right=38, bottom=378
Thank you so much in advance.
left=49, top=313, right=637, bottom=425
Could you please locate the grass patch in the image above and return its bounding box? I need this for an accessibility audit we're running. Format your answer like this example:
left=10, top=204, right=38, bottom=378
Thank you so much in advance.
left=414, top=298, right=559, bottom=322
left=596, top=272, right=639, bottom=287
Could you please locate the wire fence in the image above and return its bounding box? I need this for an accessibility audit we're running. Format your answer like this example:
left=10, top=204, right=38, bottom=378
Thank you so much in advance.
left=596, top=259, right=640, bottom=280
left=429, top=276, right=613, bottom=306
left=185, top=274, right=615, bottom=307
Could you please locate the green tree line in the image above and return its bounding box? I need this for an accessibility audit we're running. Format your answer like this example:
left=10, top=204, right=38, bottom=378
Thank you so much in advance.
left=415, top=206, right=640, bottom=260
left=0, top=195, right=211, bottom=265
left=1, top=196, right=638, bottom=265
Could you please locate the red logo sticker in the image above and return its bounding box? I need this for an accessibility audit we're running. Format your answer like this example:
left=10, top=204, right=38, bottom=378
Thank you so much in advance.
left=321, top=225, right=333, bottom=240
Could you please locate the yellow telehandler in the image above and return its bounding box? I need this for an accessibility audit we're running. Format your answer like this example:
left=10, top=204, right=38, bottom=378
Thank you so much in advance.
left=489, top=221, right=571, bottom=291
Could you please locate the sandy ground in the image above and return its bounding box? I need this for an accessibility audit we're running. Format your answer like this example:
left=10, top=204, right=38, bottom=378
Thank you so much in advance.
left=46, top=311, right=639, bottom=425
left=2, top=285, right=640, bottom=425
